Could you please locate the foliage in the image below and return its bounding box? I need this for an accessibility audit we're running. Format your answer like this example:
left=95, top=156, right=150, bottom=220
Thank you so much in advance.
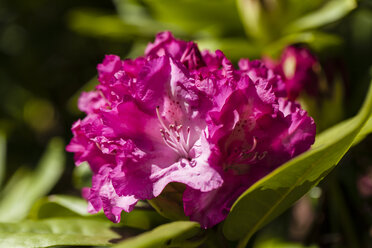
left=1, top=0, right=372, bottom=247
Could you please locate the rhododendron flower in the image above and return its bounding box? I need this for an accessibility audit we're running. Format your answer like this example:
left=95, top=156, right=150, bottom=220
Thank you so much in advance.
left=67, top=31, right=316, bottom=228
left=263, top=45, right=320, bottom=100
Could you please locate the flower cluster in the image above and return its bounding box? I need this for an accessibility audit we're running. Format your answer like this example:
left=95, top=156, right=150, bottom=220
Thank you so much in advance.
left=67, top=31, right=316, bottom=228
left=264, top=45, right=320, bottom=101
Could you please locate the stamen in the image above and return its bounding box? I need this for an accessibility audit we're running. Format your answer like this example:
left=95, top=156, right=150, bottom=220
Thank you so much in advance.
left=224, top=136, right=260, bottom=173
left=156, top=106, right=192, bottom=159
left=156, top=106, right=168, bottom=131
left=247, top=137, right=257, bottom=153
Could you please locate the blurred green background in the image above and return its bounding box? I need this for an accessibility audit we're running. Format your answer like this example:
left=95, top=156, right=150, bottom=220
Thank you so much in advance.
left=1, top=0, right=372, bottom=247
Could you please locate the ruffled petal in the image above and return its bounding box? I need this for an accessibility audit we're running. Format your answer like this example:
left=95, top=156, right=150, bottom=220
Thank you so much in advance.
left=83, top=165, right=138, bottom=223
left=68, top=31, right=316, bottom=229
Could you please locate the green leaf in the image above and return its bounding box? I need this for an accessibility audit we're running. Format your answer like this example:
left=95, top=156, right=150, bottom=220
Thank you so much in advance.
left=148, top=183, right=188, bottom=221
left=236, top=0, right=281, bottom=42
left=0, top=138, right=65, bottom=222
left=264, top=31, right=342, bottom=59
left=286, top=0, right=357, bottom=33
left=67, top=8, right=157, bottom=40
left=198, top=38, right=261, bottom=61
left=72, top=161, right=93, bottom=189
left=29, top=195, right=169, bottom=230
left=223, top=82, right=372, bottom=246
left=0, top=131, right=6, bottom=188
left=113, top=221, right=203, bottom=248
left=29, top=195, right=92, bottom=219
left=353, top=115, right=372, bottom=145
left=142, top=0, right=243, bottom=37
left=0, top=218, right=140, bottom=248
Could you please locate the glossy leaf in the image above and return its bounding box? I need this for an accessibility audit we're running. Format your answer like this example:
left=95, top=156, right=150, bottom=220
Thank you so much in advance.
left=113, top=221, right=203, bottom=248
left=0, top=138, right=65, bottom=222
left=223, top=82, right=372, bottom=246
left=0, top=218, right=140, bottom=247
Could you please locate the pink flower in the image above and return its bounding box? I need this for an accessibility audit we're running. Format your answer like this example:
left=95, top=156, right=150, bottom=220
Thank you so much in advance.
left=262, top=46, right=320, bottom=100
left=67, top=31, right=316, bottom=228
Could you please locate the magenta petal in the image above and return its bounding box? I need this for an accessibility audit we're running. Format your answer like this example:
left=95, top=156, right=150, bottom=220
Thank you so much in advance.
left=97, top=55, right=123, bottom=85
left=135, top=56, right=171, bottom=110
left=84, top=165, right=138, bottom=223
left=111, top=136, right=223, bottom=201
left=145, top=31, right=206, bottom=70
left=66, top=120, right=114, bottom=173
left=145, top=31, right=188, bottom=59
left=68, top=31, right=316, bottom=228
left=183, top=177, right=245, bottom=229
left=100, top=101, right=160, bottom=141
left=276, top=99, right=316, bottom=156
left=78, top=91, right=107, bottom=114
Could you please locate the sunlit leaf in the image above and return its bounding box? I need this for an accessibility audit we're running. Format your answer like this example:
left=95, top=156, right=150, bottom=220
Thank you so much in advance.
left=0, top=218, right=140, bottom=248
left=113, top=221, right=203, bottom=248
left=223, top=82, right=372, bottom=247
left=236, top=0, right=282, bottom=42
left=198, top=38, right=261, bottom=61
left=29, top=195, right=92, bottom=220
left=0, top=138, right=65, bottom=222
left=286, top=0, right=357, bottom=33
left=29, top=195, right=168, bottom=230
left=353, top=115, right=372, bottom=145
left=142, top=0, right=243, bottom=37
left=264, top=31, right=342, bottom=58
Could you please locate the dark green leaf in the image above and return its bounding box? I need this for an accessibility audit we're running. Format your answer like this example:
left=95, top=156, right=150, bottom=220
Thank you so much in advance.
left=223, top=82, right=372, bottom=246
left=148, top=183, right=188, bottom=221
